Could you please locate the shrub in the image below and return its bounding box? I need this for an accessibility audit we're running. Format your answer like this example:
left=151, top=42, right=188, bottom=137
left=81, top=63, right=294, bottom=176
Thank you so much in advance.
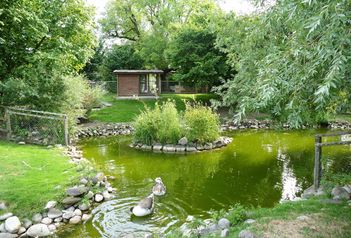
left=183, top=103, right=220, bottom=143
left=61, top=75, right=105, bottom=134
left=133, top=101, right=181, bottom=145
left=226, top=204, right=247, bottom=225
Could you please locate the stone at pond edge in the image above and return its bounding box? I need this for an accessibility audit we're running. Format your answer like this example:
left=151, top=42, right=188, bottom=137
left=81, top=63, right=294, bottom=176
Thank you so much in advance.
left=74, top=209, right=82, bottom=216
left=0, top=233, right=18, bottom=238
left=86, top=191, right=94, bottom=199
left=69, top=216, right=81, bottom=224
left=94, top=194, right=104, bottom=203
left=218, top=218, right=230, bottom=229
left=23, top=219, right=32, bottom=229
left=4, top=216, right=21, bottom=233
left=331, top=187, right=350, bottom=200
left=239, top=230, right=256, bottom=238
left=62, top=197, right=81, bottom=205
left=41, top=217, right=52, bottom=225
left=26, top=224, right=51, bottom=237
left=0, top=213, right=13, bottom=221
left=78, top=202, right=90, bottom=211
left=44, top=201, right=57, bottom=210
left=32, top=214, right=42, bottom=224
left=178, top=137, right=188, bottom=145
left=47, top=208, right=62, bottom=219
left=62, top=211, right=74, bottom=220
left=66, top=186, right=88, bottom=197
left=221, top=229, right=230, bottom=237
left=244, top=219, right=256, bottom=224
left=82, top=214, right=92, bottom=222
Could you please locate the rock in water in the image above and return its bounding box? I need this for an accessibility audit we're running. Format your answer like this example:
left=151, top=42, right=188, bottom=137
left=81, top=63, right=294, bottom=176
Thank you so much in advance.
left=4, top=216, right=21, bottom=233
left=26, top=224, right=51, bottom=237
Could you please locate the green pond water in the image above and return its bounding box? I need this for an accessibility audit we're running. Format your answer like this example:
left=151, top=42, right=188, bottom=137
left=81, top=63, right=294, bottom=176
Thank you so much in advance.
left=60, top=130, right=351, bottom=237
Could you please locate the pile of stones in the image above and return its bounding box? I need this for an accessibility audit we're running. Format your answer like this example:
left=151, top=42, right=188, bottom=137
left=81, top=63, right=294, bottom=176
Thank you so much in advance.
left=328, top=121, right=351, bottom=130
left=75, top=123, right=133, bottom=138
left=302, top=184, right=351, bottom=202
left=130, top=136, right=233, bottom=153
left=221, top=119, right=273, bottom=131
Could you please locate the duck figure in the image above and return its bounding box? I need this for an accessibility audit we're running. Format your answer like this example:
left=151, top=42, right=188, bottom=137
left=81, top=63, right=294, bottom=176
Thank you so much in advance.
left=152, top=177, right=166, bottom=196
left=130, top=193, right=154, bottom=217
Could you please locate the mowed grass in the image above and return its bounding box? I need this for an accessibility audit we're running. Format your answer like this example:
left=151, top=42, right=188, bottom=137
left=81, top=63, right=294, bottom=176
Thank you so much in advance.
left=88, top=93, right=219, bottom=123
left=227, top=198, right=351, bottom=238
left=0, top=141, right=78, bottom=217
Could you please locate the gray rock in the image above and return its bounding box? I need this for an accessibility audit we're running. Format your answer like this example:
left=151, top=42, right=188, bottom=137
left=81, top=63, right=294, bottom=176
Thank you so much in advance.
left=78, top=203, right=90, bottom=211
left=47, top=208, right=62, bottom=219
left=0, top=233, right=18, bottom=238
left=0, top=202, right=7, bottom=211
left=82, top=214, right=92, bottom=222
left=218, top=218, right=230, bottom=229
left=18, top=226, right=26, bottom=234
left=204, top=143, right=213, bottom=150
left=102, top=191, right=112, bottom=201
left=47, top=224, right=56, bottom=232
left=5, top=216, right=21, bottom=233
left=32, top=214, right=42, bottom=224
left=163, top=145, right=176, bottom=152
left=196, top=144, right=204, bottom=151
left=244, top=219, right=256, bottom=224
left=41, top=218, right=52, bottom=225
left=73, top=209, right=82, bottom=217
left=178, top=137, right=188, bottom=145
left=221, top=229, right=230, bottom=237
left=239, top=230, right=256, bottom=238
left=144, top=234, right=152, bottom=238
left=186, top=146, right=197, bottom=152
left=66, top=186, right=88, bottom=197
left=44, top=201, right=57, bottom=210
left=122, top=234, right=135, bottom=238
left=94, top=194, right=104, bottom=203
left=141, top=145, right=152, bottom=150
left=80, top=178, right=88, bottom=185
left=331, top=187, right=350, bottom=200
left=62, top=211, right=74, bottom=220
left=0, top=213, right=13, bottom=221
left=26, top=224, right=50, bottom=237
left=175, top=145, right=186, bottom=152
left=86, top=191, right=94, bottom=199
left=153, top=144, right=163, bottom=151
left=22, top=219, right=32, bottom=229
left=53, top=217, right=62, bottom=223
left=297, top=215, right=309, bottom=221
left=69, top=216, right=81, bottom=224
left=0, top=222, right=6, bottom=232
left=62, top=197, right=81, bottom=205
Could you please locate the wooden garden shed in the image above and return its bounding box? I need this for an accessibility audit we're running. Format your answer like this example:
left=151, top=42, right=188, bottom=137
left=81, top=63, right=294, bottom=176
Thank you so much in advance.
left=113, top=70, right=163, bottom=99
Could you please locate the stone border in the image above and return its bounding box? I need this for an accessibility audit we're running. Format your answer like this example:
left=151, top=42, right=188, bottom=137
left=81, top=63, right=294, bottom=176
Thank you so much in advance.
left=75, top=123, right=133, bottom=139
left=0, top=146, right=117, bottom=238
left=130, top=136, right=233, bottom=153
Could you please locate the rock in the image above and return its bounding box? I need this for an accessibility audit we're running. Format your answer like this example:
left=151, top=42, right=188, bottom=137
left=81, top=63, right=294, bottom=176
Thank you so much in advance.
left=302, top=185, right=325, bottom=198
left=62, top=197, right=81, bottom=205
left=218, top=218, right=230, bottom=229
left=26, top=224, right=50, bottom=237
left=178, top=137, right=188, bottom=145
left=47, top=208, right=62, bottom=219
left=32, top=214, right=42, bottom=224
left=221, top=229, right=230, bottom=237
left=153, top=144, right=163, bottom=151
left=175, top=145, right=186, bottom=152
left=331, top=187, right=350, bottom=200
left=204, top=143, right=213, bottom=150
left=144, top=234, right=152, bottom=238
left=53, top=217, right=62, bottom=223
left=0, top=222, right=6, bottom=232
left=41, top=218, right=52, bottom=225
left=62, top=211, right=74, bottom=220
left=80, top=178, right=88, bottom=185
left=297, top=215, right=309, bottom=221
left=78, top=203, right=90, bottom=211
left=66, top=186, right=88, bottom=197
left=122, top=234, right=135, bottom=238
left=47, top=224, right=56, bottom=232
left=69, top=216, right=81, bottom=225
left=94, top=194, right=104, bottom=203
left=0, top=213, right=13, bottom=221
left=22, top=219, right=32, bottom=229
left=244, top=219, right=256, bottom=224
left=5, top=216, right=21, bottom=233
left=44, top=201, right=57, bottom=210
left=94, top=172, right=105, bottom=183
left=86, top=191, right=94, bottom=199
left=18, top=226, right=26, bottom=234
left=82, top=214, right=92, bottom=222
left=18, top=142, right=26, bottom=145
left=163, top=145, right=176, bottom=152
left=74, top=209, right=82, bottom=217
left=102, top=190, right=112, bottom=201
left=186, top=146, right=197, bottom=152
left=0, top=233, right=18, bottom=238
left=239, top=230, right=256, bottom=238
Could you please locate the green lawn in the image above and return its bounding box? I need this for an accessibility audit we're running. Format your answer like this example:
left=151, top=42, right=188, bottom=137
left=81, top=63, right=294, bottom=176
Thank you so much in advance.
left=0, top=141, right=78, bottom=217
left=88, top=93, right=218, bottom=123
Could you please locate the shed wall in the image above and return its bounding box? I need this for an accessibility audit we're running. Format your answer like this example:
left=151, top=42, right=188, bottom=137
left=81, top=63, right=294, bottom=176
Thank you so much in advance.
left=117, top=74, right=139, bottom=96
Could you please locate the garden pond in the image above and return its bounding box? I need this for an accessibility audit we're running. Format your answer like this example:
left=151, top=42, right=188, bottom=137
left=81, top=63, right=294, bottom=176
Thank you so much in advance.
left=61, top=129, right=351, bottom=237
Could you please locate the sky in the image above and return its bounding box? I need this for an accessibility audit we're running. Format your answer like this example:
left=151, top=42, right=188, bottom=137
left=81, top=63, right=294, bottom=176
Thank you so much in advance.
left=86, top=0, right=257, bottom=20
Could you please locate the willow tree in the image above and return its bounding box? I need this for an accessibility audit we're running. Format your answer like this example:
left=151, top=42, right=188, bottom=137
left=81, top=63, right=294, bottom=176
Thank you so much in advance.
left=215, top=0, right=351, bottom=127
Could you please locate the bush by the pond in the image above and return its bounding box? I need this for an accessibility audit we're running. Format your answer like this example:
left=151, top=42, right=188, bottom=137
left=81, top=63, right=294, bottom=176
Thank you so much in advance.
left=183, top=103, right=220, bottom=143
left=133, top=101, right=220, bottom=145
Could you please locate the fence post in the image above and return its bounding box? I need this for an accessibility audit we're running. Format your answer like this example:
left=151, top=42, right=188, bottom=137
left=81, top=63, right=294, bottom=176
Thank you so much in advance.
left=314, top=135, right=322, bottom=191
left=64, top=115, right=69, bottom=146
left=5, top=108, right=12, bottom=140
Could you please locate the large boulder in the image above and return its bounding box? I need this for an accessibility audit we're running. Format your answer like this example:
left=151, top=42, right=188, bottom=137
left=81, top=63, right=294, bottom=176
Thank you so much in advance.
left=331, top=186, right=350, bottom=200
left=26, top=224, right=51, bottom=237
left=4, top=216, right=21, bottom=234
left=66, top=186, right=88, bottom=197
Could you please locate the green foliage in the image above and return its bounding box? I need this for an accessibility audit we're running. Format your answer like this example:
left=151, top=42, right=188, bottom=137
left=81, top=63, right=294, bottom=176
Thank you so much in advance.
left=226, top=204, right=247, bottom=225
left=133, top=101, right=181, bottom=145
left=214, top=0, right=351, bottom=128
left=0, top=0, right=96, bottom=111
left=61, top=75, right=104, bottom=134
left=167, top=27, right=232, bottom=87
left=183, top=103, right=220, bottom=143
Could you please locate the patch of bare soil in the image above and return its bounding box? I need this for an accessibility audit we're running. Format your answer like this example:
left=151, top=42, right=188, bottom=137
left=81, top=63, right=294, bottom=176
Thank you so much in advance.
left=257, top=214, right=349, bottom=238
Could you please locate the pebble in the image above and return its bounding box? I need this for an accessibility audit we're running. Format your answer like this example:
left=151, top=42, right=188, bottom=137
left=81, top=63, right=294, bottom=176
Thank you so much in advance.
left=0, top=233, right=18, bottom=238
left=62, top=211, right=74, bottom=220
left=244, top=219, right=256, bottom=224
left=18, top=226, right=26, bottom=234
left=78, top=203, right=90, bottom=211
left=0, top=202, right=7, bottom=210
left=94, top=194, right=104, bottom=203
left=297, top=215, right=309, bottom=221
left=102, top=190, right=112, bottom=200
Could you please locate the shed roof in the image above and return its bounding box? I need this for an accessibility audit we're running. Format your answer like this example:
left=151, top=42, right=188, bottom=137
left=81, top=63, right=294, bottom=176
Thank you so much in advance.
left=113, top=69, right=163, bottom=75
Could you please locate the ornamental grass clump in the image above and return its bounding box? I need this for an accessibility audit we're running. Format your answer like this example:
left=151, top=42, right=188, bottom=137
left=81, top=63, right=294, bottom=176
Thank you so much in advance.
left=183, top=103, right=220, bottom=144
left=158, top=101, right=181, bottom=144
left=133, top=105, right=161, bottom=145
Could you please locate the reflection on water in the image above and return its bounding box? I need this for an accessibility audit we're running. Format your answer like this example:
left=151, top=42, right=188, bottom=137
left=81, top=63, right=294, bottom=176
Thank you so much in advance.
left=60, top=130, right=350, bottom=237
